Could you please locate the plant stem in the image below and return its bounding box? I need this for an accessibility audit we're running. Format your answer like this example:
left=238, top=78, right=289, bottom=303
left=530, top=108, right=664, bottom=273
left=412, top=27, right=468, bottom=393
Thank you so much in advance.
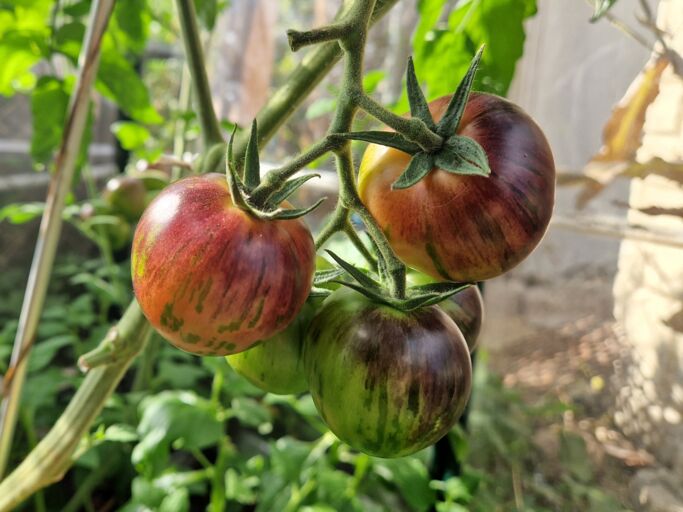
left=356, top=93, right=443, bottom=151
left=176, top=0, right=223, bottom=149
left=61, top=456, right=116, bottom=512
left=0, top=0, right=116, bottom=480
left=0, top=302, right=150, bottom=512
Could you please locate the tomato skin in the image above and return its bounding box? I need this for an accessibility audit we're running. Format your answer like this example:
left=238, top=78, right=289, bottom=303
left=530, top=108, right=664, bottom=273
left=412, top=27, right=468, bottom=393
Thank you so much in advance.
left=304, top=289, right=472, bottom=458
left=226, top=301, right=315, bottom=394
left=131, top=173, right=315, bottom=356
left=408, top=272, right=484, bottom=353
left=358, top=92, right=555, bottom=282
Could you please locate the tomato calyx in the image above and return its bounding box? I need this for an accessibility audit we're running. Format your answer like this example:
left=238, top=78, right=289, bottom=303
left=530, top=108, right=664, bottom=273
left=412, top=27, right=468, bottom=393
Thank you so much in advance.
left=334, top=47, right=492, bottom=190
left=224, top=121, right=325, bottom=220
left=325, top=250, right=470, bottom=311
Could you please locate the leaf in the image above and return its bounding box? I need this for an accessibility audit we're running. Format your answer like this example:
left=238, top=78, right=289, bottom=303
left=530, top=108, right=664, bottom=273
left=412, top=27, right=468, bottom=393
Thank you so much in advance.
left=225, top=468, right=258, bottom=504
left=194, top=0, right=218, bottom=30
left=0, top=202, right=45, bottom=224
left=28, top=334, right=77, bottom=372
left=269, top=197, right=326, bottom=220
left=230, top=397, right=271, bottom=428
left=391, top=152, right=434, bottom=189
left=113, top=0, right=150, bottom=55
left=97, top=38, right=162, bottom=124
left=592, top=56, right=668, bottom=164
left=406, top=57, right=435, bottom=129
left=270, top=437, right=313, bottom=481
left=306, top=97, right=336, bottom=120
left=434, top=134, right=490, bottom=176
left=559, top=431, right=593, bottom=483
left=436, top=46, right=483, bottom=137
left=30, top=76, right=69, bottom=166
left=159, top=488, right=190, bottom=512
left=590, top=0, right=618, bottom=22
left=112, top=121, right=151, bottom=151
left=412, top=0, right=536, bottom=101
left=375, top=457, right=435, bottom=511
left=54, top=21, right=85, bottom=62
left=363, top=69, right=386, bottom=94
left=313, top=268, right=345, bottom=286
left=332, top=131, right=420, bottom=155
left=0, top=28, right=48, bottom=95
left=103, top=424, right=139, bottom=443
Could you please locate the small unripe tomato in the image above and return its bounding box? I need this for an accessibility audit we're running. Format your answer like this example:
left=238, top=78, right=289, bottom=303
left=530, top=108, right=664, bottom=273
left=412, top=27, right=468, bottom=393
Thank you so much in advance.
left=103, top=176, right=148, bottom=222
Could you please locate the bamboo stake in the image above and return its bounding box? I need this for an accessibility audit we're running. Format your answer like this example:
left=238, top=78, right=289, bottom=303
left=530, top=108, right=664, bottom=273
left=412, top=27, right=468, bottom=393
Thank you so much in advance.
left=0, top=0, right=116, bottom=478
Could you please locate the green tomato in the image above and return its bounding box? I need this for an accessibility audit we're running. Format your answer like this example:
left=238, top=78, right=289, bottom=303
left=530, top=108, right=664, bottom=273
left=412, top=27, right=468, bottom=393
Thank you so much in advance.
left=303, top=288, right=472, bottom=458
left=226, top=302, right=315, bottom=395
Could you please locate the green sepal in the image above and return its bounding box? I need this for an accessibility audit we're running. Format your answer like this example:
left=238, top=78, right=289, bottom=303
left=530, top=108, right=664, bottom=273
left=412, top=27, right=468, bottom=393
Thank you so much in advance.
left=244, top=119, right=261, bottom=188
left=331, top=131, right=421, bottom=155
left=267, top=197, right=327, bottom=221
left=309, top=286, right=333, bottom=299
left=435, top=46, right=484, bottom=138
left=590, top=0, right=617, bottom=22
left=267, top=173, right=321, bottom=208
left=406, top=57, right=436, bottom=130
left=409, top=282, right=470, bottom=295
left=314, top=268, right=345, bottom=286
left=326, top=250, right=382, bottom=292
left=434, top=134, right=490, bottom=177
left=331, top=280, right=389, bottom=305
left=225, top=128, right=252, bottom=212
left=391, top=152, right=434, bottom=190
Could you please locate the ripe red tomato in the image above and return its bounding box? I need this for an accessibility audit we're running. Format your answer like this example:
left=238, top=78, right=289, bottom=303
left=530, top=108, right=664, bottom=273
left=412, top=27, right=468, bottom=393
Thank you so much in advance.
left=304, top=288, right=472, bottom=458
left=131, top=173, right=315, bottom=356
left=358, top=92, right=555, bottom=282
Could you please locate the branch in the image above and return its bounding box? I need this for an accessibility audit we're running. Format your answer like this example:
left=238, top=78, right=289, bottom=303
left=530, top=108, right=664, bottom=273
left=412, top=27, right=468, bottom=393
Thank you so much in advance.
left=176, top=0, right=223, bottom=148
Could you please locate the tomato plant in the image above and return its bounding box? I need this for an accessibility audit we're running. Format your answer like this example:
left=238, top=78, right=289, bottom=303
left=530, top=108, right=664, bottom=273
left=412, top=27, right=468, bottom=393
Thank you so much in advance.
left=131, top=173, right=316, bottom=356
left=358, top=92, right=555, bottom=282
left=102, top=175, right=148, bottom=222
left=303, top=288, right=472, bottom=458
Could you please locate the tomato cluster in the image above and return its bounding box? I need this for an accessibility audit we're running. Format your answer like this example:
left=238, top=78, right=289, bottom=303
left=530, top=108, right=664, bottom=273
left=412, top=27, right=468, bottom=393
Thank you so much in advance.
left=131, top=91, right=554, bottom=457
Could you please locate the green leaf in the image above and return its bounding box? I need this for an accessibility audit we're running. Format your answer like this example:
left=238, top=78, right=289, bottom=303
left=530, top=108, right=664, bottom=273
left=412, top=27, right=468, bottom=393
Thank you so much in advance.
left=230, top=397, right=271, bottom=428
left=113, top=0, right=150, bottom=54
left=391, top=152, right=434, bottom=189
left=97, top=39, right=162, bottom=124
left=159, top=488, right=190, bottom=512
left=433, top=134, right=490, bottom=177
left=103, top=424, right=139, bottom=443
left=225, top=468, right=258, bottom=504
left=0, top=202, right=45, bottom=224
left=406, top=57, right=435, bottom=129
left=436, top=46, right=483, bottom=137
left=270, top=437, right=313, bottom=481
left=28, top=334, right=77, bottom=372
left=332, top=131, right=420, bottom=155
left=412, top=0, right=536, bottom=100
left=112, top=121, right=151, bottom=151
left=30, top=76, right=69, bottom=166
left=0, top=28, right=48, bottom=95
left=559, top=431, right=593, bottom=483
left=591, top=0, right=618, bottom=22
left=363, top=69, right=386, bottom=94
left=375, top=457, right=435, bottom=512
left=244, top=119, right=261, bottom=189
left=313, top=268, right=345, bottom=286
left=194, top=0, right=218, bottom=30
left=54, top=21, right=85, bottom=62
left=269, top=197, right=326, bottom=221
left=306, top=97, right=336, bottom=120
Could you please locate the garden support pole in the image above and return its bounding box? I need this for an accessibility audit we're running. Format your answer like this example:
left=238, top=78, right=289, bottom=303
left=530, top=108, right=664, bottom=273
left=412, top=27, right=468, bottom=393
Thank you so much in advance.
left=0, top=0, right=116, bottom=479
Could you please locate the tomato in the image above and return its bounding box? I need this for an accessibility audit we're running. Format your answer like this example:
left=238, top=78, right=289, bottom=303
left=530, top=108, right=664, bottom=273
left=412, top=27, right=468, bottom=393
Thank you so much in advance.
left=131, top=173, right=316, bottom=356
left=303, top=288, right=472, bottom=458
left=408, top=272, right=484, bottom=353
left=103, top=176, right=148, bottom=222
left=226, top=301, right=314, bottom=394
left=358, top=92, right=555, bottom=282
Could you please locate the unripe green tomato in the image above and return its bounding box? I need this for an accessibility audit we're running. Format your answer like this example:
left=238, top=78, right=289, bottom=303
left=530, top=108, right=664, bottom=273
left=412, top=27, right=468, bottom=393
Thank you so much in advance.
left=226, top=301, right=315, bottom=395
left=135, top=170, right=170, bottom=191
left=104, top=216, right=133, bottom=250
left=102, top=176, right=147, bottom=222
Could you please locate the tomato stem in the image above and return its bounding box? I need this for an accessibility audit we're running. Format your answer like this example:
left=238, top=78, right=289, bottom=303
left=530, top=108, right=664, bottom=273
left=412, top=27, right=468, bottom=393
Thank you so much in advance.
left=176, top=0, right=223, bottom=149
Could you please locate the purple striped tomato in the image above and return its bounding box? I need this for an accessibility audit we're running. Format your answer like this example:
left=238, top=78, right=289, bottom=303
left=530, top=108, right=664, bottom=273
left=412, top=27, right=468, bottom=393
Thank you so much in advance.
left=303, top=288, right=472, bottom=458
left=131, top=173, right=315, bottom=356
left=358, top=92, right=555, bottom=282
